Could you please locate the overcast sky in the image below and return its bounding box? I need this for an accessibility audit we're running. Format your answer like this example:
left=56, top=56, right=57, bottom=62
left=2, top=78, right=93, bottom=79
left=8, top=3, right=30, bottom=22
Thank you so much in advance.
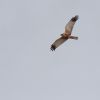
left=0, top=0, right=100, bottom=100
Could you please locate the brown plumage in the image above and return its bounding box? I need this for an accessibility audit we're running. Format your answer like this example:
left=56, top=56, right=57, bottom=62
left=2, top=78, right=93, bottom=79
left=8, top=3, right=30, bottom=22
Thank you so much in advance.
left=50, top=15, right=79, bottom=51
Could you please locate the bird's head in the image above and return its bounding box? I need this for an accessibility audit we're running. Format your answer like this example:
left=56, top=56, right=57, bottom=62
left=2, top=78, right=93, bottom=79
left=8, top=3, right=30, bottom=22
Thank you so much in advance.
left=60, top=34, right=63, bottom=36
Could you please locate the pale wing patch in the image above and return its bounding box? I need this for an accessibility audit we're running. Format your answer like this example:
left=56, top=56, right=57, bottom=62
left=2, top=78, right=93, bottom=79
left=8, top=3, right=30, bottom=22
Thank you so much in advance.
left=51, top=37, right=68, bottom=50
left=65, top=21, right=75, bottom=34
left=53, top=37, right=67, bottom=48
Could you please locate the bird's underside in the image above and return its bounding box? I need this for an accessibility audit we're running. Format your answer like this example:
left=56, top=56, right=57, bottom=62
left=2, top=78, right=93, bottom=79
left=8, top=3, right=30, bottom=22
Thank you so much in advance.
left=50, top=15, right=79, bottom=51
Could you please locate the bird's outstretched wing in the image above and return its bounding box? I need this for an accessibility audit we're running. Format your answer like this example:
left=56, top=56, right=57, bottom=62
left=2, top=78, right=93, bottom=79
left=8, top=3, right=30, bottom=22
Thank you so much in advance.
left=50, top=37, right=68, bottom=51
left=65, top=15, right=79, bottom=34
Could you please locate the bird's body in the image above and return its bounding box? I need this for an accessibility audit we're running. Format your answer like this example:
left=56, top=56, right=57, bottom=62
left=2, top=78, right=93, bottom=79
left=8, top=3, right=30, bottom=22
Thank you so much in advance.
left=50, top=15, right=79, bottom=51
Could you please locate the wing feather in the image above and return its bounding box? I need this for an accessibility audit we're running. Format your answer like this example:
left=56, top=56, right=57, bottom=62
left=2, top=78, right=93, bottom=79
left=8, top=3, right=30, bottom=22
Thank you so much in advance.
left=51, top=37, right=67, bottom=51
left=65, top=15, right=79, bottom=34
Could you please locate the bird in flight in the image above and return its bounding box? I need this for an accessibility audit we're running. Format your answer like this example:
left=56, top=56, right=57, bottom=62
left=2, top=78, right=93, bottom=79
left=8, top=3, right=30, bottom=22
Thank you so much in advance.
left=50, top=15, right=79, bottom=51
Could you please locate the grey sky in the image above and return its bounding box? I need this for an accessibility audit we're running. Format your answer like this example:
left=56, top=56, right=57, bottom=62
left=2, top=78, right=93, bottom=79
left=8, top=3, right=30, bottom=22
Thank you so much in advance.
left=0, top=0, right=100, bottom=100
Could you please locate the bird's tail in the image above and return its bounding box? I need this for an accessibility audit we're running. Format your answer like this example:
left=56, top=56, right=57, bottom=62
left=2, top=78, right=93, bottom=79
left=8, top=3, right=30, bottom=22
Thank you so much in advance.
left=69, top=36, right=78, bottom=40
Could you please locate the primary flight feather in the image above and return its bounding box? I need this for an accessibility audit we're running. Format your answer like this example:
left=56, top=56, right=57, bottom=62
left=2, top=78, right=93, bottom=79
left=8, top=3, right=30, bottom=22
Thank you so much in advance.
left=51, top=15, right=79, bottom=51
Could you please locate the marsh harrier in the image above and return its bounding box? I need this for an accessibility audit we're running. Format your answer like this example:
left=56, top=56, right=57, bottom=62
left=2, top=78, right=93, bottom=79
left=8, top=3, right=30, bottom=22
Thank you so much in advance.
left=50, top=15, right=79, bottom=51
